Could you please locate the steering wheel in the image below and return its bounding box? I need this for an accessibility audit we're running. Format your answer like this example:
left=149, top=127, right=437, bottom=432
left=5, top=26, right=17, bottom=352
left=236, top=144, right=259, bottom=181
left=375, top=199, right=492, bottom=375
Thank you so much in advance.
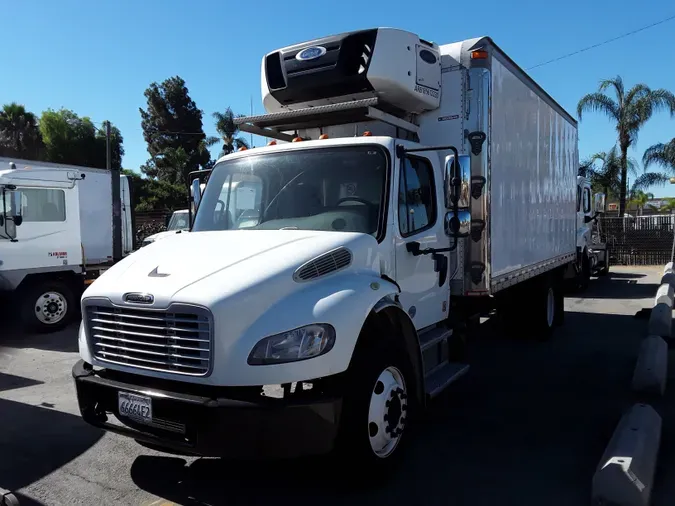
left=336, top=197, right=373, bottom=207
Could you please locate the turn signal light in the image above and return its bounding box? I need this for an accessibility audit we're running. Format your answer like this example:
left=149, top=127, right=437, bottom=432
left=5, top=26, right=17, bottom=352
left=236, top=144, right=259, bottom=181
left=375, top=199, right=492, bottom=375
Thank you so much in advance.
left=319, top=134, right=329, bottom=139
left=267, top=140, right=277, bottom=146
left=238, top=146, right=248, bottom=151
left=471, top=50, right=488, bottom=59
left=363, top=131, right=372, bottom=137
left=292, top=137, right=303, bottom=142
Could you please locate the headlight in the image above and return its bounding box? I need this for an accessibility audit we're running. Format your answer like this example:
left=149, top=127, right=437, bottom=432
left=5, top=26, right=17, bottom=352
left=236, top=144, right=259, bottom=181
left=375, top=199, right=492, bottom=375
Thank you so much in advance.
left=248, top=324, right=336, bottom=365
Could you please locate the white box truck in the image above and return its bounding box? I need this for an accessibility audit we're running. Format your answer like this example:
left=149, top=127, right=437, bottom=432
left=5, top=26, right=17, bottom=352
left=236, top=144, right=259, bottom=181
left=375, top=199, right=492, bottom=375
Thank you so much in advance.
left=73, top=28, right=589, bottom=470
left=0, top=157, right=133, bottom=332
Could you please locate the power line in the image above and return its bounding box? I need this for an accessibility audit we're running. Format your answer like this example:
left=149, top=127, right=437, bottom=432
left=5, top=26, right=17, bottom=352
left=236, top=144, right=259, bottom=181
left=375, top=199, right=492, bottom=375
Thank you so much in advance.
left=527, top=13, right=675, bottom=70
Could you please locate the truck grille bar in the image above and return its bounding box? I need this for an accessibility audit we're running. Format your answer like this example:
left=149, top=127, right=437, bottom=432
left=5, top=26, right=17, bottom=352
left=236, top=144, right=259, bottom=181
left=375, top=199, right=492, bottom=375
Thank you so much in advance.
left=84, top=302, right=213, bottom=376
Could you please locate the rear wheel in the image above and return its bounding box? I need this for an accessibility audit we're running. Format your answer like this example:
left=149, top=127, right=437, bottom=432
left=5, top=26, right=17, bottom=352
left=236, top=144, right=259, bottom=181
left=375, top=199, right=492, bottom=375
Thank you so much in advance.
left=20, top=280, right=76, bottom=333
left=334, top=335, right=414, bottom=478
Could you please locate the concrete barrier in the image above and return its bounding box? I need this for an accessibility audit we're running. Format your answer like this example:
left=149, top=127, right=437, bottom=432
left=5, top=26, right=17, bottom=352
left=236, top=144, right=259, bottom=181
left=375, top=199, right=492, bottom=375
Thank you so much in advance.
left=631, top=336, right=668, bottom=396
left=660, top=272, right=675, bottom=290
left=592, top=403, right=661, bottom=506
left=648, top=302, right=671, bottom=340
left=655, top=283, right=675, bottom=308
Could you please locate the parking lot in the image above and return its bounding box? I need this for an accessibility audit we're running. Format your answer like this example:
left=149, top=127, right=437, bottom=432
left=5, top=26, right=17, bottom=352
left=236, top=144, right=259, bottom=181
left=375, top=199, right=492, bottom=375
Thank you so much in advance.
left=2, top=265, right=675, bottom=505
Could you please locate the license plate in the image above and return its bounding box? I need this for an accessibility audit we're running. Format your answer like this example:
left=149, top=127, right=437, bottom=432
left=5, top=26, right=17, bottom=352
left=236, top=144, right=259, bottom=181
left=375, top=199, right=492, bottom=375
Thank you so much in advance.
left=118, top=391, right=152, bottom=424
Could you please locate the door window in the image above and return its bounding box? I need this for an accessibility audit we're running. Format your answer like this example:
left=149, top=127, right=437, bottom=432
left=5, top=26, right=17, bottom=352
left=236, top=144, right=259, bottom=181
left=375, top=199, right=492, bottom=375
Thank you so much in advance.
left=398, top=157, right=436, bottom=236
left=20, top=189, right=66, bottom=222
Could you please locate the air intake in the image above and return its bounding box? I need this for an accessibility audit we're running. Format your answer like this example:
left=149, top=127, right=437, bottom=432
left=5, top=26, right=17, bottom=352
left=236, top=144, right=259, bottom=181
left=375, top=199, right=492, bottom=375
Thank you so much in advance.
left=294, top=248, right=353, bottom=282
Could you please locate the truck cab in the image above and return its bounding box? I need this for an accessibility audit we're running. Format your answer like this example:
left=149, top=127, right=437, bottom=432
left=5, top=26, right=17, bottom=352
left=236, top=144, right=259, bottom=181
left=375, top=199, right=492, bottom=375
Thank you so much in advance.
left=576, top=175, right=610, bottom=282
left=73, top=27, right=580, bottom=470
left=0, top=160, right=133, bottom=331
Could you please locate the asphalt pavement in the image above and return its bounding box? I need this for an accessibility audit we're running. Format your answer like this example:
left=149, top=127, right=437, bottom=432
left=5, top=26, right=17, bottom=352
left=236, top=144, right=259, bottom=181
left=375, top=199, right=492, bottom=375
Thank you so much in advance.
left=1, top=266, right=673, bottom=506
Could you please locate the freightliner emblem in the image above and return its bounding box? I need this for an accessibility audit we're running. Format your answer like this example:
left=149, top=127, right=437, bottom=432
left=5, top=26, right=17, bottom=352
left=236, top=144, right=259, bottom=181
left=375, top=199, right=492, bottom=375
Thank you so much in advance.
left=123, top=292, right=154, bottom=304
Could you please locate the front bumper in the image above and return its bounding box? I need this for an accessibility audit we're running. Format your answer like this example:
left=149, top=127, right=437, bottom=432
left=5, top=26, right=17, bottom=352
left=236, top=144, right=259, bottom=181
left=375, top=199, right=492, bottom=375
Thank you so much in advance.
left=72, top=360, right=342, bottom=459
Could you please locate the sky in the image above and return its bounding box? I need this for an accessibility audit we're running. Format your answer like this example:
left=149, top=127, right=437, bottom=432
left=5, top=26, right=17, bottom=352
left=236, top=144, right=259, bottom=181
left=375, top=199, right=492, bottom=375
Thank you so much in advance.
left=2, top=0, right=675, bottom=196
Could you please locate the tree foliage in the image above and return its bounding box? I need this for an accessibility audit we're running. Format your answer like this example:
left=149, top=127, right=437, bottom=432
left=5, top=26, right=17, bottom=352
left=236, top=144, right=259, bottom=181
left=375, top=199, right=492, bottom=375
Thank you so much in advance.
left=122, top=169, right=186, bottom=212
left=577, top=76, right=675, bottom=215
left=212, top=107, right=249, bottom=157
left=139, top=76, right=211, bottom=184
left=39, top=109, right=123, bottom=169
left=643, top=138, right=675, bottom=173
left=0, top=102, right=45, bottom=160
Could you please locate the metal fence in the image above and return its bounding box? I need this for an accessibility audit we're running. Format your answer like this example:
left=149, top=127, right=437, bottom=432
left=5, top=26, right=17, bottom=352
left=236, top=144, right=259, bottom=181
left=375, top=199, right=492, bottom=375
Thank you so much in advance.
left=600, top=215, right=675, bottom=266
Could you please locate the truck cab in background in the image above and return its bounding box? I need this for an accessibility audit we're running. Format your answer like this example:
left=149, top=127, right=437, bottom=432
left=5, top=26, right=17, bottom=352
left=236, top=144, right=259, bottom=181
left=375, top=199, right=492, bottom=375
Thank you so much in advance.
left=0, top=159, right=133, bottom=332
left=576, top=175, right=610, bottom=287
left=141, top=209, right=190, bottom=247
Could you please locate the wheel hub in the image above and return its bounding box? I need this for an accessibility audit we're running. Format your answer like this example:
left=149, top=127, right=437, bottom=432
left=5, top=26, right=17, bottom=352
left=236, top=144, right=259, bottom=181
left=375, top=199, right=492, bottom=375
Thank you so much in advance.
left=368, top=366, right=407, bottom=458
left=35, top=292, right=67, bottom=325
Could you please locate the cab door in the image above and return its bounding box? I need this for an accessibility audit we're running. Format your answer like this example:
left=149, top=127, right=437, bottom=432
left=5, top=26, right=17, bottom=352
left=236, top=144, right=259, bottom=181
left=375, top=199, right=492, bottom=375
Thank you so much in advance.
left=394, top=146, right=450, bottom=330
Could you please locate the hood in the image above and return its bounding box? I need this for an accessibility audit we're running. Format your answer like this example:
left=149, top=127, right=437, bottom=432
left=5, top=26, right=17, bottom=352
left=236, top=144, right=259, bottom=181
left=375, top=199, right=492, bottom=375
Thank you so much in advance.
left=144, top=230, right=182, bottom=243
left=85, top=230, right=380, bottom=308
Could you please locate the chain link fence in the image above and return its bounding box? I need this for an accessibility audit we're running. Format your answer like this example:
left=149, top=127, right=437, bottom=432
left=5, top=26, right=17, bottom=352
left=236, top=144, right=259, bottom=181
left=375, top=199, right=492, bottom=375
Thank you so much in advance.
left=600, top=215, right=675, bottom=266
left=134, top=210, right=172, bottom=246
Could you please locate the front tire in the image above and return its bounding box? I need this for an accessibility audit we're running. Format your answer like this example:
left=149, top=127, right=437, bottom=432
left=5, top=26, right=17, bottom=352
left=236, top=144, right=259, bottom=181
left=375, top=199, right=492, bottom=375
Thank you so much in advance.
left=577, top=253, right=591, bottom=291
left=597, top=248, right=611, bottom=277
left=20, top=280, right=76, bottom=333
left=335, top=336, right=414, bottom=478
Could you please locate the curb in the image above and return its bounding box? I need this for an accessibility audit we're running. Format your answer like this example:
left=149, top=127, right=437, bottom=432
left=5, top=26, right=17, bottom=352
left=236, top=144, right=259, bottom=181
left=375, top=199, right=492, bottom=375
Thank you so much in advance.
left=592, top=403, right=661, bottom=506
left=648, top=303, right=671, bottom=339
left=631, top=336, right=668, bottom=396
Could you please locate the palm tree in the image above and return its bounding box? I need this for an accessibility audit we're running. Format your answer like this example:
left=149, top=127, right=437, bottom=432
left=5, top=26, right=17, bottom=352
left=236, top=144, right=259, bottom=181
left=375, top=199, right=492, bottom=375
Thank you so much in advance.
left=628, top=189, right=654, bottom=216
left=212, top=108, right=249, bottom=157
left=643, top=138, right=675, bottom=174
left=577, top=77, right=675, bottom=216
left=0, top=102, right=44, bottom=159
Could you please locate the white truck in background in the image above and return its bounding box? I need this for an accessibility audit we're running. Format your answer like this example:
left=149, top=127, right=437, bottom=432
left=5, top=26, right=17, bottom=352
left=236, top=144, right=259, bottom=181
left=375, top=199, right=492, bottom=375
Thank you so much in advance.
left=0, top=157, right=133, bottom=332
left=73, top=28, right=601, bottom=471
left=576, top=176, right=611, bottom=283
left=141, top=209, right=190, bottom=247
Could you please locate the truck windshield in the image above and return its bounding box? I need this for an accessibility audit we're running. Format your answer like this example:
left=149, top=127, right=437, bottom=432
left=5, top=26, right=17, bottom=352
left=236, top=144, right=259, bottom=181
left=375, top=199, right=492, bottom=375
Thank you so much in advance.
left=193, top=145, right=388, bottom=236
left=167, top=212, right=189, bottom=231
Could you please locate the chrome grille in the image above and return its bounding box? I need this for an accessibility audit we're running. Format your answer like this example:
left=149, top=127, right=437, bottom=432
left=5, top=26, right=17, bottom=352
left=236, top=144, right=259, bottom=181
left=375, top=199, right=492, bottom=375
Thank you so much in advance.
left=85, top=303, right=212, bottom=376
left=294, top=248, right=352, bottom=281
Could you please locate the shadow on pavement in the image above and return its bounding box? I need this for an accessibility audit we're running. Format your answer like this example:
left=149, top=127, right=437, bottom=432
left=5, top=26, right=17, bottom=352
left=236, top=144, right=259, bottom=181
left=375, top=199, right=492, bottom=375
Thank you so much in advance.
left=606, top=272, right=647, bottom=280
left=130, top=309, right=643, bottom=506
left=584, top=275, right=659, bottom=300
left=0, top=373, right=43, bottom=393
left=0, top=399, right=103, bottom=493
left=0, top=323, right=79, bottom=353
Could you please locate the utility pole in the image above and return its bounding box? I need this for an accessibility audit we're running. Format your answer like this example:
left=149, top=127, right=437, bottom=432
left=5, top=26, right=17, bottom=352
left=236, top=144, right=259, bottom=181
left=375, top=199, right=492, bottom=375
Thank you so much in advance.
left=250, top=95, right=254, bottom=148
left=108, top=121, right=122, bottom=263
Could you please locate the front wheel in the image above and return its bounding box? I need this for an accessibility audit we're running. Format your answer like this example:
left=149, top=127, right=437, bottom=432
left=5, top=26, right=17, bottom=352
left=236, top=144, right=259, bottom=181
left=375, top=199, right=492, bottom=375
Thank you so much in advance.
left=597, top=248, right=611, bottom=277
left=20, top=280, right=76, bottom=333
left=335, top=337, right=414, bottom=477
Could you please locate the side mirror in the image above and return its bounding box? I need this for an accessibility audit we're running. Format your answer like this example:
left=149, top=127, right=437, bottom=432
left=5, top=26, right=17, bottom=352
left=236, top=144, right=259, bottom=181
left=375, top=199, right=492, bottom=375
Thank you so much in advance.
left=2, top=189, right=23, bottom=239
left=593, top=193, right=606, bottom=214
left=444, top=210, right=471, bottom=238
left=191, top=178, right=202, bottom=211
left=11, top=190, right=23, bottom=226
left=444, top=155, right=470, bottom=209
